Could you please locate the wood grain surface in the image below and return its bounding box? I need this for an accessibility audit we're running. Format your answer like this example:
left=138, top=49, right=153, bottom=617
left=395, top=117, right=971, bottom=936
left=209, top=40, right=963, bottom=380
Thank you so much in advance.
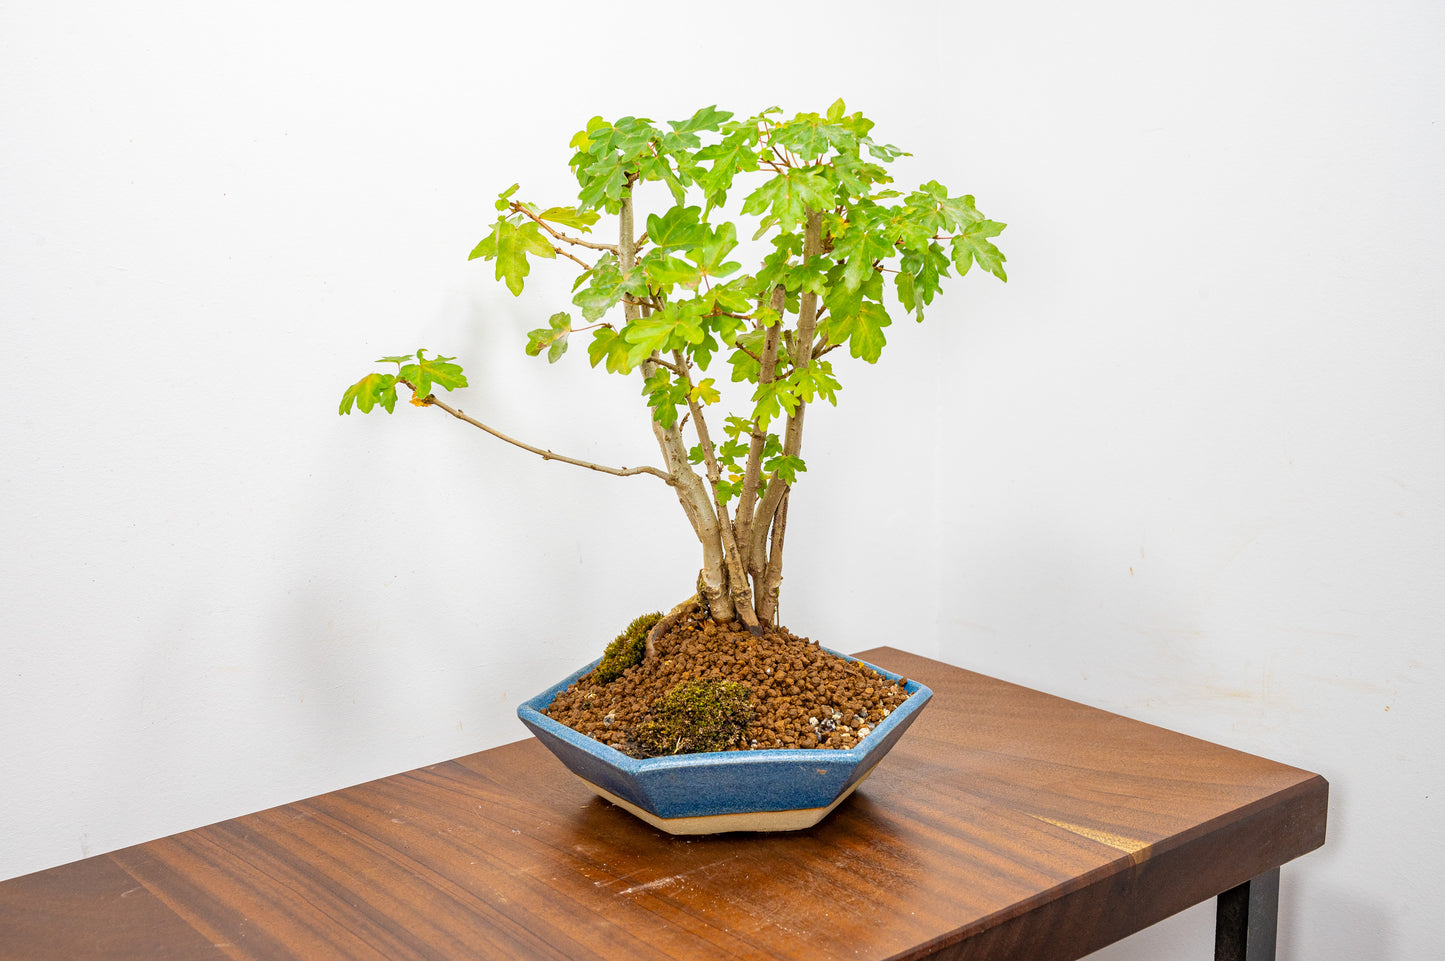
left=0, top=649, right=1327, bottom=961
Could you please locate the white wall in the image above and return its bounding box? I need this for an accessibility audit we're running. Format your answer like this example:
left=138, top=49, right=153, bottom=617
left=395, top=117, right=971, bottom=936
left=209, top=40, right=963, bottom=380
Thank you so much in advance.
left=926, top=3, right=1445, bottom=960
left=2, top=2, right=1440, bottom=960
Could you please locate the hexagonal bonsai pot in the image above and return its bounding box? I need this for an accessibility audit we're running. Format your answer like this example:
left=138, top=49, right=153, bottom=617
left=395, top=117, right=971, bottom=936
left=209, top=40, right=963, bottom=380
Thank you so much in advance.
left=518, top=650, right=932, bottom=834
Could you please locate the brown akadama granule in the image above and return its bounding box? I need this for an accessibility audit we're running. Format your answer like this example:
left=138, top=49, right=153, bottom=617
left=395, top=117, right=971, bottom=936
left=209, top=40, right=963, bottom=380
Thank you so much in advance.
left=543, top=603, right=912, bottom=757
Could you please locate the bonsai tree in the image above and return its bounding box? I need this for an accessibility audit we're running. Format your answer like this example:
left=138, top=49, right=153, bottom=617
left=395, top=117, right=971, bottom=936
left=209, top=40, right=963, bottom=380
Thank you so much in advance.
left=341, top=101, right=1006, bottom=635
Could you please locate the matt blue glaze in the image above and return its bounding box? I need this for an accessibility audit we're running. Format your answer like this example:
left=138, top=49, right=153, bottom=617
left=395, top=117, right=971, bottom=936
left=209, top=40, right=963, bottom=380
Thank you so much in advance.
left=517, top=649, right=932, bottom=821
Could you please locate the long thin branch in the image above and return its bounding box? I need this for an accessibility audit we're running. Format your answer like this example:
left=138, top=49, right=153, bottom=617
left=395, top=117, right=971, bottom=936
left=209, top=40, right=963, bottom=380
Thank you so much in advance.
left=758, top=487, right=789, bottom=624
left=624, top=294, right=665, bottom=311
left=552, top=247, right=592, bottom=270
left=648, top=355, right=688, bottom=376
left=748, top=208, right=824, bottom=577
left=419, top=392, right=673, bottom=484
left=735, top=285, right=785, bottom=582
left=731, top=342, right=763, bottom=365
left=510, top=202, right=619, bottom=253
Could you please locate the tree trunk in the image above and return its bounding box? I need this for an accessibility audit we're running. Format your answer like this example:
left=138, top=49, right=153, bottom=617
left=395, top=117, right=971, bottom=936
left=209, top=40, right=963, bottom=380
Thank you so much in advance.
left=745, top=208, right=824, bottom=624
left=621, top=189, right=735, bottom=622
left=678, top=350, right=760, bottom=633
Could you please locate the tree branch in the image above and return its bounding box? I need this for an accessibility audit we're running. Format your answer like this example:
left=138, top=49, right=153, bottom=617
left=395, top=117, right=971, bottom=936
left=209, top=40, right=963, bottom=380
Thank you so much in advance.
left=623, top=294, right=664, bottom=312
left=552, top=247, right=592, bottom=270
left=736, top=285, right=785, bottom=584
left=748, top=209, right=823, bottom=580
left=758, top=487, right=789, bottom=624
left=510, top=202, right=619, bottom=253
left=648, top=355, right=688, bottom=376
left=417, top=393, right=673, bottom=484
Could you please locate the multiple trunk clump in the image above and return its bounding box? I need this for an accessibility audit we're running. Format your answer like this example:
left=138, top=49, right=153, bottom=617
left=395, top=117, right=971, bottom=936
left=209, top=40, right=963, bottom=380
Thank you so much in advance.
left=543, top=602, right=912, bottom=757
left=342, top=106, right=1004, bottom=756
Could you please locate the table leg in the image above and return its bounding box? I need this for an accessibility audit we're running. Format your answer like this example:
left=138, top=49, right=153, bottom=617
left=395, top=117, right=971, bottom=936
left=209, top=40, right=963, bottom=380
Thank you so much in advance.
left=1214, top=866, right=1281, bottom=961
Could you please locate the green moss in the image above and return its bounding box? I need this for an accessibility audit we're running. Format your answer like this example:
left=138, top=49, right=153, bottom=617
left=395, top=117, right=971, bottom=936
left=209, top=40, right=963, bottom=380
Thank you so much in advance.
left=634, top=679, right=755, bottom=756
left=592, top=611, right=663, bottom=683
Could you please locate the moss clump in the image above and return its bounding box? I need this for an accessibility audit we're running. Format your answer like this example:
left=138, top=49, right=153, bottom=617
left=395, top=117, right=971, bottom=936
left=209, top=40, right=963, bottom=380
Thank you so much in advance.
left=633, top=679, right=755, bottom=756
left=592, top=611, right=663, bottom=683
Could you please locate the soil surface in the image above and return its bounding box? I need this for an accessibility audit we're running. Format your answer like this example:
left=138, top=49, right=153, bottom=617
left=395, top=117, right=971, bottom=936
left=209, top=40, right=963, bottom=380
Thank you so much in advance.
left=543, top=603, right=913, bottom=757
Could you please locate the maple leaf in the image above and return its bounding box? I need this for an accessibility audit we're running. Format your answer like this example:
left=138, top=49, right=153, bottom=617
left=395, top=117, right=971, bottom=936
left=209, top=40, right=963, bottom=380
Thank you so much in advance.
left=469, top=218, right=556, bottom=295
left=820, top=297, right=892, bottom=364
left=397, top=349, right=467, bottom=399
left=951, top=219, right=1008, bottom=282
left=536, top=206, right=599, bottom=232
left=741, top=167, right=835, bottom=233
left=338, top=372, right=397, bottom=415
left=526, top=312, right=573, bottom=363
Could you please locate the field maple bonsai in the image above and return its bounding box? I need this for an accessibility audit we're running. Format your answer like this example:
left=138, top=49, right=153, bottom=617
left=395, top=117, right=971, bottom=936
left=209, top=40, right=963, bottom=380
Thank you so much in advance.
left=342, top=100, right=1005, bottom=642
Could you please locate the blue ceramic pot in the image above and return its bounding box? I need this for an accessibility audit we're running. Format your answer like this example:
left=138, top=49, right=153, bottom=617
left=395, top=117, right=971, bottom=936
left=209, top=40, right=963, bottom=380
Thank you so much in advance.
left=517, top=650, right=932, bottom=834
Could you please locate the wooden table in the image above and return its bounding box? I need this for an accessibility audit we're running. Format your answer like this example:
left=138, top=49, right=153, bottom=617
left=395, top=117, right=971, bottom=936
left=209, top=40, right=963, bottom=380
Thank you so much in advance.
left=0, top=649, right=1327, bottom=961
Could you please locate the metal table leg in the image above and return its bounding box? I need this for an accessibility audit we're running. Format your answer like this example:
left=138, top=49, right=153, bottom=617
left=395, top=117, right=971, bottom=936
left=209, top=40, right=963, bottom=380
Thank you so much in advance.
left=1215, top=867, right=1281, bottom=961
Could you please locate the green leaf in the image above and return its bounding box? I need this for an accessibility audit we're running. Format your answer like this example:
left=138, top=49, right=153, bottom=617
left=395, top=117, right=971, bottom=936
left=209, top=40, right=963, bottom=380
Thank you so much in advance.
left=670, top=105, right=733, bottom=135
left=714, top=478, right=743, bottom=504
left=820, top=297, right=892, bottom=363
left=646, top=206, right=709, bottom=252
left=764, top=454, right=807, bottom=485
left=494, top=183, right=520, bottom=212
left=623, top=302, right=706, bottom=356
left=398, top=349, right=468, bottom=399
left=573, top=284, right=621, bottom=322
left=339, top=372, right=397, bottom=415
left=785, top=361, right=841, bottom=406
left=635, top=152, right=688, bottom=206
left=688, top=326, right=721, bottom=372
left=587, top=327, right=634, bottom=374
left=823, top=265, right=883, bottom=321
left=577, top=158, right=629, bottom=212
left=951, top=219, right=1008, bottom=282
left=718, top=437, right=749, bottom=462
left=729, top=328, right=767, bottom=383
left=723, top=415, right=753, bottom=438
left=832, top=154, right=892, bottom=199
left=469, top=218, right=557, bottom=295
left=828, top=210, right=899, bottom=292
left=695, top=127, right=762, bottom=205
left=707, top=281, right=754, bottom=315
left=688, top=377, right=721, bottom=406
left=768, top=254, right=830, bottom=298
left=536, top=206, right=600, bottom=232
left=752, top=379, right=802, bottom=426
left=569, top=118, right=603, bottom=152
left=897, top=242, right=952, bottom=319
left=936, top=191, right=985, bottom=232
left=526, top=312, right=573, bottom=363
left=740, top=167, right=834, bottom=233
left=896, top=270, right=919, bottom=319
left=689, top=221, right=741, bottom=279
left=571, top=253, right=636, bottom=322
left=642, top=368, right=688, bottom=429
left=770, top=112, right=857, bottom=161
left=644, top=253, right=705, bottom=291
